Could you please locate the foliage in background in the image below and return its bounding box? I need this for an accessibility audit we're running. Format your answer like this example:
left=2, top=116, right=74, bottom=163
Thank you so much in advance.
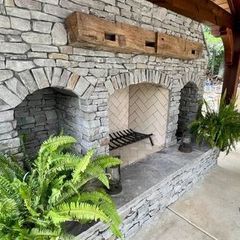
left=203, top=26, right=224, bottom=76
left=190, top=93, right=240, bottom=154
left=0, top=135, right=122, bottom=239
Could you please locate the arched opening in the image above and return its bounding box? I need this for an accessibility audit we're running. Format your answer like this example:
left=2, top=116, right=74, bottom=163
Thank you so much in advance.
left=176, top=82, right=200, bottom=140
left=108, top=83, right=169, bottom=166
left=14, top=87, right=82, bottom=157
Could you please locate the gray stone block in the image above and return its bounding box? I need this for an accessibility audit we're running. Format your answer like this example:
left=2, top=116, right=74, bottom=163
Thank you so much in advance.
left=10, top=17, right=31, bottom=31
left=31, top=44, right=59, bottom=53
left=52, top=22, right=67, bottom=46
left=5, top=77, right=29, bottom=100
left=18, top=70, right=38, bottom=94
left=0, top=15, right=10, bottom=28
left=43, top=4, right=71, bottom=18
left=74, top=76, right=91, bottom=97
left=22, top=32, right=51, bottom=44
left=31, top=68, right=49, bottom=89
left=0, top=70, right=13, bottom=82
left=6, top=60, right=35, bottom=72
left=0, top=43, right=30, bottom=54
left=33, top=21, right=53, bottom=33
left=6, top=7, right=31, bottom=19
left=0, top=84, right=22, bottom=108
left=0, top=122, right=13, bottom=134
left=31, top=10, right=61, bottom=22
left=15, top=0, right=42, bottom=10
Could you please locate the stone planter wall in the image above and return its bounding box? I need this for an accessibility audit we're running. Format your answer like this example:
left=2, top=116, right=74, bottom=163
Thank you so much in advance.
left=0, top=0, right=208, bottom=156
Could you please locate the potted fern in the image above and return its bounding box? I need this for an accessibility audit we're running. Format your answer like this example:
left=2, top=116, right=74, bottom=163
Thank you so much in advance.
left=190, top=93, right=240, bottom=154
left=0, top=135, right=122, bottom=239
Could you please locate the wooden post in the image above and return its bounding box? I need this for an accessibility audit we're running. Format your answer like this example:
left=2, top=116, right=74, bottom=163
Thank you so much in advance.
left=222, top=31, right=240, bottom=103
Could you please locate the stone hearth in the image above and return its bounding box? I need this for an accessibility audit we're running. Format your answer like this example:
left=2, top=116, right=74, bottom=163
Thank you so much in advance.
left=68, top=145, right=219, bottom=239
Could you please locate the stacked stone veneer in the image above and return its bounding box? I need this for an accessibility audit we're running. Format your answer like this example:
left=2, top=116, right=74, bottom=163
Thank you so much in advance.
left=0, top=0, right=208, bottom=156
left=15, top=88, right=58, bottom=156
left=177, top=82, right=200, bottom=138
left=76, top=147, right=219, bottom=240
left=15, top=88, right=82, bottom=157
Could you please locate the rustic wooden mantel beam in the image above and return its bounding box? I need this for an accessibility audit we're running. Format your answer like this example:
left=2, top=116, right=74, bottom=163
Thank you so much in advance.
left=148, top=0, right=233, bottom=29
left=65, top=12, right=203, bottom=60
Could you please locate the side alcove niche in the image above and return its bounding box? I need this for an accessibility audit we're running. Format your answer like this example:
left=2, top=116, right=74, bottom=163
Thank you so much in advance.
left=14, top=87, right=82, bottom=158
left=176, top=82, right=201, bottom=141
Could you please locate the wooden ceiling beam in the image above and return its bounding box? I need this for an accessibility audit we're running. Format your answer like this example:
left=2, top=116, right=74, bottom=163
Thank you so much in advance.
left=221, top=29, right=240, bottom=102
left=227, top=0, right=236, bottom=15
left=148, top=0, right=233, bottom=29
left=211, top=26, right=234, bottom=65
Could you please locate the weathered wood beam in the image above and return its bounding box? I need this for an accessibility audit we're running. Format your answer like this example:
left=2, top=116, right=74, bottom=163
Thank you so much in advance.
left=227, top=0, right=236, bottom=15
left=228, top=0, right=240, bottom=18
left=221, top=28, right=234, bottom=65
left=222, top=31, right=240, bottom=103
left=148, top=0, right=233, bottom=29
left=65, top=12, right=203, bottom=60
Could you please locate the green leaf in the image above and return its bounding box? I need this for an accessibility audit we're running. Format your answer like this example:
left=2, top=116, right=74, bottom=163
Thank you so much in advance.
left=72, top=150, right=93, bottom=183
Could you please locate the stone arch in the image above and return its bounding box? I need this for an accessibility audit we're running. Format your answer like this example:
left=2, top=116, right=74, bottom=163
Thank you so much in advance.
left=0, top=67, right=84, bottom=111
left=106, top=69, right=174, bottom=161
left=0, top=67, right=87, bottom=156
left=104, top=69, right=172, bottom=95
left=179, top=70, right=203, bottom=90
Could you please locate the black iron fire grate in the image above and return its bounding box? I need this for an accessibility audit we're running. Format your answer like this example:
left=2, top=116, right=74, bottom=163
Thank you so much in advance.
left=109, top=129, right=154, bottom=151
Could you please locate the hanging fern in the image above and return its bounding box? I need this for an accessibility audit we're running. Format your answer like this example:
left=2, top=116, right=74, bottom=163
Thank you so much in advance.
left=0, top=135, right=122, bottom=239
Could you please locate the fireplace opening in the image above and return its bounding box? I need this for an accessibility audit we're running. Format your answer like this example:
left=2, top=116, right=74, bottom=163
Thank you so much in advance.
left=176, top=82, right=200, bottom=141
left=14, top=87, right=82, bottom=158
left=108, top=83, right=169, bottom=166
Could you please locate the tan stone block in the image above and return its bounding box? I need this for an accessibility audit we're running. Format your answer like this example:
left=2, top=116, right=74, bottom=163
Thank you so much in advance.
left=66, top=73, right=79, bottom=90
left=59, top=46, right=73, bottom=54
left=49, top=53, right=68, bottom=60
left=5, top=0, right=15, bottom=6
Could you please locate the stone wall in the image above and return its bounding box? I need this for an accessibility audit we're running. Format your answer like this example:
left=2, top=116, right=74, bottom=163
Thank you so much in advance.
left=15, top=88, right=58, bottom=157
left=0, top=0, right=208, bottom=156
left=56, top=91, right=83, bottom=153
left=14, top=87, right=82, bottom=157
left=76, top=147, right=219, bottom=240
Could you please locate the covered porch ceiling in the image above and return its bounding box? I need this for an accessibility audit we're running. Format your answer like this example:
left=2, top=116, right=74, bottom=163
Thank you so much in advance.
left=146, top=0, right=240, bottom=102
left=211, top=0, right=231, bottom=13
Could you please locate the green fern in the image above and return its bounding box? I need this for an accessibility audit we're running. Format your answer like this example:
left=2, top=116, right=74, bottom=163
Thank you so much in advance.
left=190, top=93, right=240, bottom=154
left=0, top=135, right=122, bottom=239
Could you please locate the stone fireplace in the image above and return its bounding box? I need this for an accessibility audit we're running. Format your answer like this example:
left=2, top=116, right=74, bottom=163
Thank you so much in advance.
left=0, top=0, right=220, bottom=239
left=0, top=0, right=208, bottom=159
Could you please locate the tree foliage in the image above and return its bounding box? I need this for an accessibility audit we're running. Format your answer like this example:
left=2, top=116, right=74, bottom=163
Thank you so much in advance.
left=0, top=135, right=122, bottom=239
left=203, top=26, right=224, bottom=76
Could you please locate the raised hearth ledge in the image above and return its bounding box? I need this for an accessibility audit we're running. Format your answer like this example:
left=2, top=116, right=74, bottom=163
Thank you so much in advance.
left=75, top=145, right=219, bottom=240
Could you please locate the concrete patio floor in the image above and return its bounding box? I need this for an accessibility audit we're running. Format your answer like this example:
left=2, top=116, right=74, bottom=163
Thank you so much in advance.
left=130, top=143, right=240, bottom=240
